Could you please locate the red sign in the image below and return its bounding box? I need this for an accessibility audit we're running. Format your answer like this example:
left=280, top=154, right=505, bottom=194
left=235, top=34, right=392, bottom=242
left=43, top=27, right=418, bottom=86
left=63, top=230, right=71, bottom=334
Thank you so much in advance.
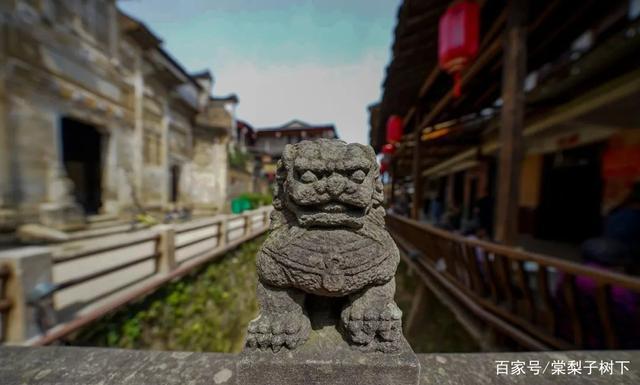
left=602, top=145, right=640, bottom=179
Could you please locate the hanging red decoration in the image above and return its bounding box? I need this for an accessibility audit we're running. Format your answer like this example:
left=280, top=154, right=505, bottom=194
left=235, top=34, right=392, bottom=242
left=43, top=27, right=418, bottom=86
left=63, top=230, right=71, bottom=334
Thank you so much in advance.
left=379, top=162, right=388, bottom=174
left=386, top=115, right=404, bottom=144
left=438, top=0, right=480, bottom=98
left=382, top=143, right=395, bottom=155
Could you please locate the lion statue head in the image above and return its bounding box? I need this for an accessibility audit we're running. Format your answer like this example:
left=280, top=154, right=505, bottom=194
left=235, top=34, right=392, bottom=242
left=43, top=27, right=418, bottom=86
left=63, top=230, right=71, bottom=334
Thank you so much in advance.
left=271, top=139, right=385, bottom=230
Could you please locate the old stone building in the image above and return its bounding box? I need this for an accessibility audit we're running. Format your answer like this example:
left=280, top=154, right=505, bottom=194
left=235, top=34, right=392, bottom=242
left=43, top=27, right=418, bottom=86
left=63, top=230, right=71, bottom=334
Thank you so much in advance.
left=0, top=1, right=236, bottom=231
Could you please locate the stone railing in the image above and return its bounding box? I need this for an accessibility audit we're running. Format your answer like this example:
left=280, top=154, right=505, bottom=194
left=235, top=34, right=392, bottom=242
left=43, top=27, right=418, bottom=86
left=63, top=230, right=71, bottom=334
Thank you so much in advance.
left=0, top=346, right=638, bottom=384
left=0, top=207, right=272, bottom=345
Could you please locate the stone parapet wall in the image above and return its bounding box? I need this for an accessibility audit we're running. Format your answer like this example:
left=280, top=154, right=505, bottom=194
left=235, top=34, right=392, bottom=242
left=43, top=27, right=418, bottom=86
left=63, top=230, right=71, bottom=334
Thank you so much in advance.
left=0, top=346, right=638, bottom=384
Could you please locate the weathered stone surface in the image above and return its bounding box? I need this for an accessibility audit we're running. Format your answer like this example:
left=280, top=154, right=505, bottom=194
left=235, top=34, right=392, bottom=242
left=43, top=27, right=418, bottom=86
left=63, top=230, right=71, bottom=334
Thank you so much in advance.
left=239, top=322, right=420, bottom=385
left=39, top=202, right=86, bottom=231
left=1, top=346, right=639, bottom=385
left=419, top=351, right=640, bottom=385
left=16, top=224, right=70, bottom=243
left=0, top=247, right=53, bottom=342
left=0, top=346, right=238, bottom=385
left=246, top=139, right=404, bottom=354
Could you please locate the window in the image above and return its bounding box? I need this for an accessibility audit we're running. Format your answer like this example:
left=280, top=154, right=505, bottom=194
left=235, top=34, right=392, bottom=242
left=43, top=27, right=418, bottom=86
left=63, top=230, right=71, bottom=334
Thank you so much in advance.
left=144, top=129, right=162, bottom=165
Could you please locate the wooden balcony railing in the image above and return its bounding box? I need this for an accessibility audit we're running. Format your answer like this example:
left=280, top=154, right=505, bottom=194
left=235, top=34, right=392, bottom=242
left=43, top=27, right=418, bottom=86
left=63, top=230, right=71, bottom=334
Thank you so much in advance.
left=387, top=213, right=640, bottom=350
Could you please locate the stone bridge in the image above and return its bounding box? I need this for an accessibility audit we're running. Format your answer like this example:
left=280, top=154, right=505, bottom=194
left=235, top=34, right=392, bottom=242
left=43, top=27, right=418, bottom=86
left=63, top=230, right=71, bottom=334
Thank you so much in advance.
left=1, top=346, right=638, bottom=384
left=0, top=207, right=272, bottom=345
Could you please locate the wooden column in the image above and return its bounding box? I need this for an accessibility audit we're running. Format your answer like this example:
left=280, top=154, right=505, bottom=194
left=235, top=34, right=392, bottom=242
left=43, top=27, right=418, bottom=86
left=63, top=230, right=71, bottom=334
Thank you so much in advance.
left=411, top=130, right=423, bottom=220
left=495, top=0, right=528, bottom=244
left=446, top=173, right=455, bottom=208
left=463, top=171, right=473, bottom=220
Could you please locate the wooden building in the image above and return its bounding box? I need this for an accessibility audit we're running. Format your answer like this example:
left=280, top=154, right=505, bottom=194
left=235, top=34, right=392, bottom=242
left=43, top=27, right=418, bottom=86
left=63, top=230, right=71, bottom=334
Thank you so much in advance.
left=251, top=120, right=337, bottom=180
left=372, top=0, right=640, bottom=250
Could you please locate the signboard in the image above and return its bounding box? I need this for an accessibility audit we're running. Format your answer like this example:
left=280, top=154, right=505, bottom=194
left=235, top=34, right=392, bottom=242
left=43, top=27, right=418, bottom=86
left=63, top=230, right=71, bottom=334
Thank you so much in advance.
left=602, top=144, right=640, bottom=179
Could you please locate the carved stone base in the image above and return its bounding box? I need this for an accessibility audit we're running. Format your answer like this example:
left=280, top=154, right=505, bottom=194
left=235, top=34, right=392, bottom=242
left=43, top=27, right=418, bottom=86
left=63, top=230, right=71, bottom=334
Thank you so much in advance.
left=238, top=323, right=420, bottom=385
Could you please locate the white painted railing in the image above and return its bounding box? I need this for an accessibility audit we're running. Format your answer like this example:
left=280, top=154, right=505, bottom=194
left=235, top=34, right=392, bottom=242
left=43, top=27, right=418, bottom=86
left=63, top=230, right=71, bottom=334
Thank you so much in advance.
left=0, top=207, right=272, bottom=345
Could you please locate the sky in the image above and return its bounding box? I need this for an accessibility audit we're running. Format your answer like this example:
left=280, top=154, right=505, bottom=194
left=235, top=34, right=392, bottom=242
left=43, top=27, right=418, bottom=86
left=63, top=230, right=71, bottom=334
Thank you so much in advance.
left=118, top=0, right=402, bottom=144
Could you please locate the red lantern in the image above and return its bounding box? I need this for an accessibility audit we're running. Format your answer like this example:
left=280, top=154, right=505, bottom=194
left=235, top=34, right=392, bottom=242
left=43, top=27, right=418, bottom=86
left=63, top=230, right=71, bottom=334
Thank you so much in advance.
left=438, top=0, right=480, bottom=98
left=379, top=162, right=388, bottom=175
left=386, top=115, right=404, bottom=144
left=382, top=143, right=395, bottom=155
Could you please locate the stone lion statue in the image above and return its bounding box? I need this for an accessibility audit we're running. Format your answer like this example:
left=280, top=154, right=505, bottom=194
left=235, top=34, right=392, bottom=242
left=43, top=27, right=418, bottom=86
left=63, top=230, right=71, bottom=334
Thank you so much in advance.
left=246, top=139, right=402, bottom=353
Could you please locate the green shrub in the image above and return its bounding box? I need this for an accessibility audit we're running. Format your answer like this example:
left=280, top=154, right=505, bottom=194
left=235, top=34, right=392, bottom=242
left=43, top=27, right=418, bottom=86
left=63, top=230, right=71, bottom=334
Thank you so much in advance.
left=228, top=149, right=252, bottom=170
left=238, top=192, right=272, bottom=209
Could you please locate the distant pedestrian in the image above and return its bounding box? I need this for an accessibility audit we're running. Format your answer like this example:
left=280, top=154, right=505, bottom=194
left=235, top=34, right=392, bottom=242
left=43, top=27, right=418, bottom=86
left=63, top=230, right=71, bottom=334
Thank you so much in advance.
left=463, top=223, right=490, bottom=277
left=461, top=206, right=482, bottom=235
left=438, top=204, right=461, bottom=231
left=429, top=196, right=444, bottom=224
left=554, top=237, right=639, bottom=348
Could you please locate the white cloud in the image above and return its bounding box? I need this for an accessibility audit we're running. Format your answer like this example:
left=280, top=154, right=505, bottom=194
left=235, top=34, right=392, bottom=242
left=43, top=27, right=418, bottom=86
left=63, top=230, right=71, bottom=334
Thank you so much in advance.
left=212, top=53, right=387, bottom=144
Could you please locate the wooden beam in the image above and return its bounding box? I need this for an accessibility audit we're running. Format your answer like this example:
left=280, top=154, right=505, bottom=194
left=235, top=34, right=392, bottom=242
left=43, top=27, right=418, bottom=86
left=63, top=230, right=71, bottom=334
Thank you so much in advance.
left=529, top=0, right=594, bottom=60
left=495, top=0, right=528, bottom=245
left=423, top=65, right=640, bottom=178
left=418, top=66, right=442, bottom=98
left=403, top=106, right=416, bottom=126
left=481, top=8, right=508, bottom=49
left=417, top=37, right=503, bottom=132
left=415, top=0, right=559, bottom=134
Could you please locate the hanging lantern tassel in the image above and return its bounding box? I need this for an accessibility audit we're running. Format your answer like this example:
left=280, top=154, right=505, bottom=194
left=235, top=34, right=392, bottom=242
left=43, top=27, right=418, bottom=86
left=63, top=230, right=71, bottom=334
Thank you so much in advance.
left=382, top=143, right=396, bottom=155
left=453, top=71, right=462, bottom=98
left=380, top=162, right=388, bottom=175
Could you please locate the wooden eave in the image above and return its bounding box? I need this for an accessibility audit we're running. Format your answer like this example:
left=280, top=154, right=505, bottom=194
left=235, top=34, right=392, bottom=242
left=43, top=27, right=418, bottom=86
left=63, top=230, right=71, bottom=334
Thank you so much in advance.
left=379, top=0, right=634, bottom=178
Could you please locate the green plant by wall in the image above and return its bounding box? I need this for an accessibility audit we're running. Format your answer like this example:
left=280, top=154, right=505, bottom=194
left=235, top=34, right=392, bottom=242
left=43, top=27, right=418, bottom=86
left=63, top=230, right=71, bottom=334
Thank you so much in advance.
left=69, top=236, right=266, bottom=353
left=228, top=148, right=252, bottom=170
left=237, top=192, right=272, bottom=208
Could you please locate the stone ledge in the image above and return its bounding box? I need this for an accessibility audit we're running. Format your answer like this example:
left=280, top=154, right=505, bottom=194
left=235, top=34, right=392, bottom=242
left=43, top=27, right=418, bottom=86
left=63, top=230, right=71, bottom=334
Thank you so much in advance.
left=0, top=346, right=638, bottom=384
left=239, top=325, right=419, bottom=385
